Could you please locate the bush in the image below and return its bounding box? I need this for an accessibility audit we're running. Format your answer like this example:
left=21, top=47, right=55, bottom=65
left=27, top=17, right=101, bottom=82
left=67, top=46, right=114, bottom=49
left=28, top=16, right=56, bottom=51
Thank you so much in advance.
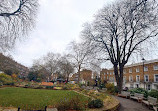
left=62, top=84, right=80, bottom=90
left=34, top=86, right=44, bottom=89
left=0, top=82, right=3, bottom=86
left=105, top=83, right=115, bottom=93
left=88, top=99, right=103, bottom=108
left=56, top=95, right=88, bottom=110
left=148, top=90, right=158, bottom=98
left=0, top=73, right=14, bottom=85
left=46, top=86, right=54, bottom=89
left=99, top=83, right=106, bottom=89
left=130, top=88, right=148, bottom=98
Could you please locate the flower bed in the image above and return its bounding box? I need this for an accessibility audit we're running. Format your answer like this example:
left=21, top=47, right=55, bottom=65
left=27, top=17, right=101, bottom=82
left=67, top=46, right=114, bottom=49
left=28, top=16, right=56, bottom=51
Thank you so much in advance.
left=76, top=89, right=120, bottom=111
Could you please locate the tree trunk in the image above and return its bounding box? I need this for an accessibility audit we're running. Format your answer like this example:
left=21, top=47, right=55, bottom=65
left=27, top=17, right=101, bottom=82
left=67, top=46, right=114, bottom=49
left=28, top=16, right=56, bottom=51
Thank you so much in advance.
left=114, top=64, right=124, bottom=94
left=77, top=65, right=81, bottom=83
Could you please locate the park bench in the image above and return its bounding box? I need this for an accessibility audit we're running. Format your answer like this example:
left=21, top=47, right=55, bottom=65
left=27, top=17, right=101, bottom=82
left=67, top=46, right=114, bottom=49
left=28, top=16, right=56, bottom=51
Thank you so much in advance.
left=142, top=96, right=158, bottom=111
left=81, top=86, right=86, bottom=89
left=98, top=88, right=107, bottom=92
left=93, top=87, right=98, bottom=90
left=86, top=86, right=93, bottom=90
left=118, top=91, right=130, bottom=98
left=130, top=93, right=144, bottom=102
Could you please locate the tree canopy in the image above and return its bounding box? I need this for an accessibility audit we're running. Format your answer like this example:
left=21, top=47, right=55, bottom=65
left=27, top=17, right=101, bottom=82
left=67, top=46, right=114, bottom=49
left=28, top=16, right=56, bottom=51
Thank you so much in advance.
left=0, top=0, right=38, bottom=52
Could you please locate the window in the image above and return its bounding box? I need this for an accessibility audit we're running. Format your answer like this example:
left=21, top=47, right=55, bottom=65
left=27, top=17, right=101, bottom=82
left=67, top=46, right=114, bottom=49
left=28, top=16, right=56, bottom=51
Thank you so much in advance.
left=144, top=66, right=148, bottom=71
left=136, top=84, right=139, bottom=88
left=123, top=70, right=126, bottom=74
left=136, top=68, right=139, bottom=72
left=110, top=72, right=112, bottom=75
left=129, top=69, right=132, bottom=73
left=113, top=72, right=115, bottom=75
left=154, top=74, right=158, bottom=82
left=153, top=65, right=158, bottom=70
left=147, top=84, right=151, bottom=90
left=136, top=75, right=140, bottom=82
left=129, top=76, right=133, bottom=82
left=107, top=72, right=109, bottom=75
left=123, top=76, right=126, bottom=83
left=107, top=76, right=109, bottom=79
left=144, top=75, right=149, bottom=82
left=104, top=73, right=106, bottom=75
left=130, top=84, right=134, bottom=89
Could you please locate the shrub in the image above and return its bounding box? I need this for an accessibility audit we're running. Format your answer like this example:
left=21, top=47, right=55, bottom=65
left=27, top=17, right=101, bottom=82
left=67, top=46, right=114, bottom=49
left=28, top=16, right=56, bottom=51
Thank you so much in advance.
left=130, top=88, right=148, bottom=98
left=35, top=86, right=44, bottom=89
left=114, top=86, right=119, bottom=93
left=0, top=73, right=14, bottom=85
left=88, top=99, right=103, bottom=108
left=105, top=83, right=115, bottom=93
left=99, top=83, right=106, bottom=89
left=0, top=82, right=3, bottom=86
left=62, top=84, right=80, bottom=90
left=46, top=86, right=54, bottom=89
left=56, top=95, right=88, bottom=110
left=148, top=90, right=158, bottom=98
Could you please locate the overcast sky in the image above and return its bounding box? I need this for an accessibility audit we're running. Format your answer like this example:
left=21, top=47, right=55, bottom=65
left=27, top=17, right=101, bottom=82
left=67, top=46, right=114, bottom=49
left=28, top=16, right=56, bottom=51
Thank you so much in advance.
left=10, top=0, right=115, bottom=67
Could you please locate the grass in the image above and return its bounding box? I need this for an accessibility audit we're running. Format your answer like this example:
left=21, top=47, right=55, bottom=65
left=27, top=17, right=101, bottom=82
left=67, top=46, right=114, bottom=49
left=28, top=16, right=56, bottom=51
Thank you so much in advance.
left=0, top=87, right=89, bottom=110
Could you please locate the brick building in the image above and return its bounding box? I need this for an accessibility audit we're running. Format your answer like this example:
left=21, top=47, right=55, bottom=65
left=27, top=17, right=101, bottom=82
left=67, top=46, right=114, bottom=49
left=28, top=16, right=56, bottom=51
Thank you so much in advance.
left=0, top=53, right=29, bottom=77
left=70, top=69, right=97, bottom=84
left=100, top=59, right=158, bottom=90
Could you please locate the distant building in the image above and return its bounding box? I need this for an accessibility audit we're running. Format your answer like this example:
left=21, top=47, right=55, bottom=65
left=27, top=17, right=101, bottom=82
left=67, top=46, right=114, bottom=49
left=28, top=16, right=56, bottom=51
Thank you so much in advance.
left=100, top=59, right=158, bottom=90
left=70, top=69, right=98, bottom=84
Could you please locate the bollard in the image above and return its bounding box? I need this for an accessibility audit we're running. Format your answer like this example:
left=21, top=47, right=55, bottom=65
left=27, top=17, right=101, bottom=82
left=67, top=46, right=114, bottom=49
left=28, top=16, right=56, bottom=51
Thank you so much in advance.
left=18, top=107, right=20, bottom=111
left=44, top=106, right=47, bottom=111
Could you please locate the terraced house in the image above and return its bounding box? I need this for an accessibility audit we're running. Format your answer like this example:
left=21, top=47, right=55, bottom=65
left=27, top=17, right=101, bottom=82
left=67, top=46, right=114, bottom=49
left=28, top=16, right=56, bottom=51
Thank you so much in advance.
left=70, top=69, right=98, bottom=84
left=100, top=59, right=158, bottom=90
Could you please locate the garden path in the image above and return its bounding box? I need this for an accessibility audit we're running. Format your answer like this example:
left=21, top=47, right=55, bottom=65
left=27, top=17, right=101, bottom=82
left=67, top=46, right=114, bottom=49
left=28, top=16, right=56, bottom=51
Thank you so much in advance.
left=115, top=96, right=153, bottom=111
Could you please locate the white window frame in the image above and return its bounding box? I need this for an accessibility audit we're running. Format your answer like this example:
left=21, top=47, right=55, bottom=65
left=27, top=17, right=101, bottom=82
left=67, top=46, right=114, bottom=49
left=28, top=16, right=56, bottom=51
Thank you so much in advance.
left=123, top=69, right=126, bottom=74
left=136, top=68, right=139, bottom=72
left=129, top=76, right=133, bottom=82
left=153, top=65, right=158, bottom=70
left=144, top=75, right=149, bottom=82
left=129, top=69, right=132, bottom=73
left=123, top=76, right=126, bottom=83
left=154, top=74, right=158, bottom=82
left=136, top=75, right=140, bottom=82
left=144, top=66, right=148, bottom=72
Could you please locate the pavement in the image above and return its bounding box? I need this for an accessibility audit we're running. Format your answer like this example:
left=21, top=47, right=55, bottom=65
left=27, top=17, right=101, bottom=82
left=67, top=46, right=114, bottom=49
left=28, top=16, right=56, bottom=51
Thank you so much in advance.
left=115, top=96, right=153, bottom=111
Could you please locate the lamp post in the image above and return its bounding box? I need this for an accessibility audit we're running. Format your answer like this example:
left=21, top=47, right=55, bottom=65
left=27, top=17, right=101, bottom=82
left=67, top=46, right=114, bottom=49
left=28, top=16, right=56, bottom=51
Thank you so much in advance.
left=142, top=58, right=145, bottom=89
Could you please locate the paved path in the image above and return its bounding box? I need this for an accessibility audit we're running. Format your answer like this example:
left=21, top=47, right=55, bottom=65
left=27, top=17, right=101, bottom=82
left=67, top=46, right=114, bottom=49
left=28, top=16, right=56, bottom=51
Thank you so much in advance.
left=115, top=96, right=153, bottom=111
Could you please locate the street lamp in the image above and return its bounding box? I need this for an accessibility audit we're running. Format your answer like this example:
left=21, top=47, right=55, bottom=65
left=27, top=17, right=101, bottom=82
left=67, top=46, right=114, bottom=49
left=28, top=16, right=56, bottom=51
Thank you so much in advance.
left=142, top=58, right=145, bottom=89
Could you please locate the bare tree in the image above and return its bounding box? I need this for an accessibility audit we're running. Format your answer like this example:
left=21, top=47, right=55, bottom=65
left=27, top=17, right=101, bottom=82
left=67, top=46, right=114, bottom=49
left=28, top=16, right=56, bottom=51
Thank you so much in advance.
left=0, top=0, right=38, bottom=52
left=82, top=0, right=158, bottom=93
left=68, top=41, right=100, bottom=83
left=59, top=56, right=74, bottom=82
left=43, top=52, right=61, bottom=77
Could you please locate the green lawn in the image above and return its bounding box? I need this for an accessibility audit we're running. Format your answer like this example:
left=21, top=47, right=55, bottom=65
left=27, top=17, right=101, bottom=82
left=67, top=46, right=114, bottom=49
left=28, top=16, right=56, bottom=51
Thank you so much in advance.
left=0, top=87, right=89, bottom=110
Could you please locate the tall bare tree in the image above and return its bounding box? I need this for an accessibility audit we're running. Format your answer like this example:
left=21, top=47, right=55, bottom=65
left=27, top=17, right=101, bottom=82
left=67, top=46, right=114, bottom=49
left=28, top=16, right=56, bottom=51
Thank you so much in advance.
left=68, top=41, right=100, bottom=83
left=0, top=0, right=38, bottom=52
left=59, top=56, right=74, bottom=82
left=43, top=52, right=61, bottom=77
left=82, top=0, right=158, bottom=93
